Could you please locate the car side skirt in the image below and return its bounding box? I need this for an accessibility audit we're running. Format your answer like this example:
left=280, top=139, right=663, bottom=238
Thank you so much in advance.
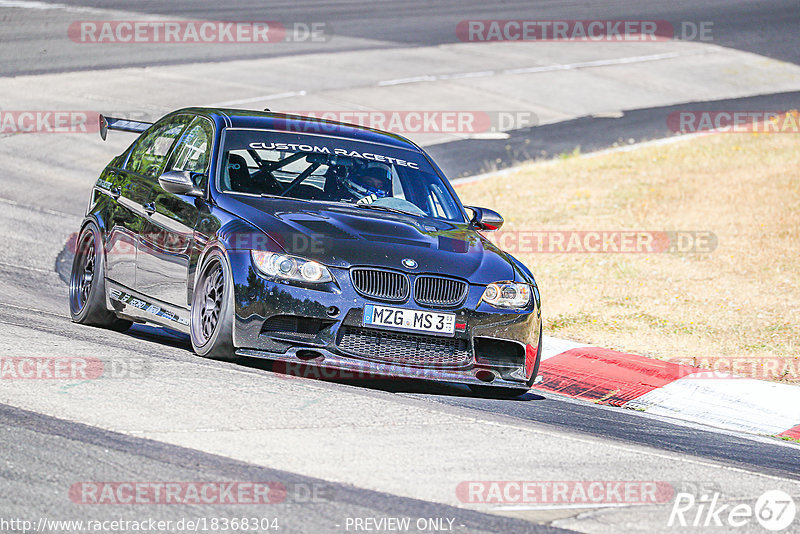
left=105, top=280, right=191, bottom=334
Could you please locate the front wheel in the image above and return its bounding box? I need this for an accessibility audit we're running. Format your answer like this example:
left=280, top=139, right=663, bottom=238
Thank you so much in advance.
left=69, top=222, right=132, bottom=332
left=190, top=251, right=236, bottom=360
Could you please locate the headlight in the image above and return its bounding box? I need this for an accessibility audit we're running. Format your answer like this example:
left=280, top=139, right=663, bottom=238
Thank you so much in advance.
left=481, top=282, right=531, bottom=309
left=251, top=251, right=332, bottom=283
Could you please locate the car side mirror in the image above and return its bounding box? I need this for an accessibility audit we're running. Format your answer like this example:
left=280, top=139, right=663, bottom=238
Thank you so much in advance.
left=465, top=206, right=504, bottom=231
left=158, top=170, right=204, bottom=197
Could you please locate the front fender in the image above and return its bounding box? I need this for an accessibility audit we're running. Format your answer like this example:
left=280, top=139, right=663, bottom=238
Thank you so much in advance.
left=190, top=217, right=283, bottom=311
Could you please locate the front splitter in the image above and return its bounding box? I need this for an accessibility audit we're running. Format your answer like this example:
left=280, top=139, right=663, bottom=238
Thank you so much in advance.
left=236, top=346, right=529, bottom=389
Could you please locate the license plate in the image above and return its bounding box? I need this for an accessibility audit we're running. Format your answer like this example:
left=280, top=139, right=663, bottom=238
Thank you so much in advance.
left=363, top=304, right=455, bottom=336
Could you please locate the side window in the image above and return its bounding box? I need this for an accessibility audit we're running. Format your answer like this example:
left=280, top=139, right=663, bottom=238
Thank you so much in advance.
left=167, top=118, right=214, bottom=183
left=125, top=116, right=190, bottom=177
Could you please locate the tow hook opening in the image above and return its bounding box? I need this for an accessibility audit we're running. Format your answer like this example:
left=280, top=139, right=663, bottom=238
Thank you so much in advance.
left=475, top=369, right=495, bottom=383
left=296, top=350, right=324, bottom=361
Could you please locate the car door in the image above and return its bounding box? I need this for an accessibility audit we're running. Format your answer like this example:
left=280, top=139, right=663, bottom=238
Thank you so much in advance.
left=108, top=115, right=191, bottom=299
left=104, top=118, right=187, bottom=289
left=102, top=152, right=138, bottom=288
left=136, top=116, right=213, bottom=308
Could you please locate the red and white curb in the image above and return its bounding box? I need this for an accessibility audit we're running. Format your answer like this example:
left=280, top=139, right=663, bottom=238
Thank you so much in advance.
left=535, top=336, right=800, bottom=439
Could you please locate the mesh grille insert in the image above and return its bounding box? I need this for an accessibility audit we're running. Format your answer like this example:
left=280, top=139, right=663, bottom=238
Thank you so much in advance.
left=261, top=315, right=327, bottom=339
left=338, top=326, right=470, bottom=368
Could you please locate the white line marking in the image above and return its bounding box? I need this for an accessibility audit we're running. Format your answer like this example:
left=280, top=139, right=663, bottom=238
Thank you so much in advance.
left=0, top=300, right=65, bottom=317
left=626, top=377, right=800, bottom=436
left=379, top=52, right=684, bottom=86
left=475, top=417, right=800, bottom=485
left=378, top=75, right=437, bottom=86
left=0, top=0, right=107, bottom=13
left=440, top=70, right=496, bottom=80
left=460, top=132, right=511, bottom=140
left=0, top=196, right=77, bottom=218
left=541, top=335, right=590, bottom=360
left=208, top=90, right=307, bottom=107
left=0, top=261, right=53, bottom=274
left=0, top=0, right=65, bottom=9
left=492, top=503, right=641, bottom=511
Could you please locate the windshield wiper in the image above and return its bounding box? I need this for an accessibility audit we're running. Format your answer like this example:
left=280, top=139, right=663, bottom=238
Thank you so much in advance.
left=259, top=194, right=312, bottom=202
left=352, top=203, right=416, bottom=216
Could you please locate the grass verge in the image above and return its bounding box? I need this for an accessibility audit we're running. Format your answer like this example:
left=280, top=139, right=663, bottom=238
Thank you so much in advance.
left=456, top=129, right=800, bottom=383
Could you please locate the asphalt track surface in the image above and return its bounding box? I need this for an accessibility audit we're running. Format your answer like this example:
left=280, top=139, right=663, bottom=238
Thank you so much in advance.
left=229, top=361, right=800, bottom=480
left=4, top=0, right=799, bottom=175
left=4, top=0, right=799, bottom=75
left=1, top=1, right=800, bottom=532
left=434, top=89, right=800, bottom=178
left=2, top=403, right=565, bottom=534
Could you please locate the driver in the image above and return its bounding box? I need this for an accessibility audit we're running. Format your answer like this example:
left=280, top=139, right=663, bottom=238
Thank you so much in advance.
left=343, top=165, right=392, bottom=203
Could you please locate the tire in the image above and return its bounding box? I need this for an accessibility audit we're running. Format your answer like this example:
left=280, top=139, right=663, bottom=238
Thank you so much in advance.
left=468, top=329, right=543, bottom=398
left=69, top=222, right=132, bottom=332
left=190, top=251, right=237, bottom=360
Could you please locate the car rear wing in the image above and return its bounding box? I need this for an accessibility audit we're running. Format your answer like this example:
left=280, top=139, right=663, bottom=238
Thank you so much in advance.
left=98, top=114, right=153, bottom=141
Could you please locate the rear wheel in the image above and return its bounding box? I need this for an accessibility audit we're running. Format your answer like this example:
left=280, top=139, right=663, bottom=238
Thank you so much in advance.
left=69, top=222, right=132, bottom=332
left=190, top=251, right=236, bottom=360
left=468, top=329, right=542, bottom=398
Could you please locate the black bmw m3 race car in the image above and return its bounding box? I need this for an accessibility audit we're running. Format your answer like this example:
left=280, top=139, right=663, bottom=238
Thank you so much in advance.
left=69, top=108, right=541, bottom=395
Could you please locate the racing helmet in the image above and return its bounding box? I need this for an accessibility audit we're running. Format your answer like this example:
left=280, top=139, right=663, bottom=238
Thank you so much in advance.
left=343, top=165, right=392, bottom=200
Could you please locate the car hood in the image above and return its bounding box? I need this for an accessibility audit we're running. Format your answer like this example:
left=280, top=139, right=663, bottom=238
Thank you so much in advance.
left=223, top=196, right=516, bottom=284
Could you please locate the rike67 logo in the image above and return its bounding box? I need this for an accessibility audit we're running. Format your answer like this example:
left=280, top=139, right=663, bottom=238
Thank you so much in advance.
left=669, top=490, right=796, bottom=531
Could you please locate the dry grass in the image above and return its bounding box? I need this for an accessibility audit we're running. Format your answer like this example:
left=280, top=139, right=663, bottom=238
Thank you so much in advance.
left=456, top=130, right=800, bottom=382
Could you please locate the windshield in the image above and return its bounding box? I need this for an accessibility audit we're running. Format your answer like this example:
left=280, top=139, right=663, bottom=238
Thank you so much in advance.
left=219, top=129, right=466, bottom=222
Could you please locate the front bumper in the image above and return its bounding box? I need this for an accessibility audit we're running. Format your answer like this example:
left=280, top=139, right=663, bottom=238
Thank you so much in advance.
left=228, top=251, right=541, bottom=387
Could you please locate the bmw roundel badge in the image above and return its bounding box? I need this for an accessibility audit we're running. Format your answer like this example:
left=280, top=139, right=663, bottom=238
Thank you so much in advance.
left=402, top=258, right=418, bottom=269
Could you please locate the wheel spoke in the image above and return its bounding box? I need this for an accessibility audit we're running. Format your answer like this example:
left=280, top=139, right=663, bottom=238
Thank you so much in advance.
left=194, top=263, right=225, bottom=345
left=71, top=233, right=96, bottom=312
